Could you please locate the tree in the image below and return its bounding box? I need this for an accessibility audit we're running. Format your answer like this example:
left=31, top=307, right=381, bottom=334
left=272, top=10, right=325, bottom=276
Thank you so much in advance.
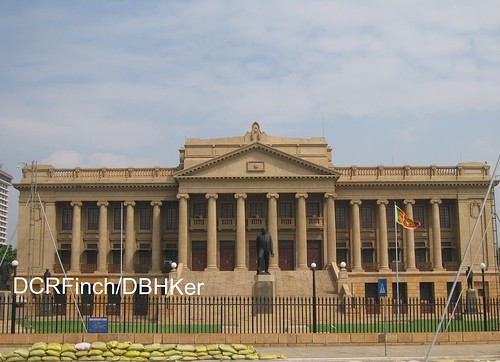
left=0, top=243, right=17, bottom=264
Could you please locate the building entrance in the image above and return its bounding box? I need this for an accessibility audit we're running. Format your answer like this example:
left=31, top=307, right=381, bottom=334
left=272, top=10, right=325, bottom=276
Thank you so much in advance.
left=219, top=240, right=235, bottom=271
left=307, top=240, right=322, bottom=269
left=192, top=241, right=207, bottom=271
left=279, top=240, right=294, bottom=270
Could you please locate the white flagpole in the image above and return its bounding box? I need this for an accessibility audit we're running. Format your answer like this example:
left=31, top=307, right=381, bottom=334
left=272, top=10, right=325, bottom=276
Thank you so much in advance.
left=119, top=202, right=124, bottom=317
left=394, top=203, right=400, bottom=329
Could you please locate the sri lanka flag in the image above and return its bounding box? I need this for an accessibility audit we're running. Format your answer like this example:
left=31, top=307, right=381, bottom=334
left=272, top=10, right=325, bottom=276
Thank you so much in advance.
left=395, top=205, right=421, bottom=229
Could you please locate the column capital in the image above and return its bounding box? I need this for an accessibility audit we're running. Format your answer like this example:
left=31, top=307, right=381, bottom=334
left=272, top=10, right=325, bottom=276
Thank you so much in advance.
left=234, top=193, right=247, bottom=200
left=324, top=192, right=337, bottom=199
left=123, top=201, right=136, bottom=207
left=176, top=193, right=190, bottom=200
left=70, top=201, right=82, bottom=207
left=266, top=193, right=280, bottom=199
left=350, top=200, right=362, bottom=206
left=376, top=199, right=389, bottom=205
left=97, top=201, right=109, bottom=207
left=430, top=199, right=442, bottom=205
left=295, top=193, right=308, bottom=199
left=404, top=199, right=416, bottom=205
left=150, top=201, right=163, bottom=207
left=205, top=193, right=218, bottom=200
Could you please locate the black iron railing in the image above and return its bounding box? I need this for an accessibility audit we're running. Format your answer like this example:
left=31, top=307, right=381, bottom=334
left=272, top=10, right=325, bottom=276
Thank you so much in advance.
left=0, top=295, right=498, bottom=334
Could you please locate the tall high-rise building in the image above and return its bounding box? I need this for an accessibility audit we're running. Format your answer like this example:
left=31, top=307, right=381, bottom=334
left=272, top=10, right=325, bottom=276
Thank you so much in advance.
left=0, top=166, right=13, bottom=245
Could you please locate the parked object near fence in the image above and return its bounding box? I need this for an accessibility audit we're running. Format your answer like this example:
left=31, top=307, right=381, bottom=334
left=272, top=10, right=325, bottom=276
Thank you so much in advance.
left=1, top=295, right=498, bottom=334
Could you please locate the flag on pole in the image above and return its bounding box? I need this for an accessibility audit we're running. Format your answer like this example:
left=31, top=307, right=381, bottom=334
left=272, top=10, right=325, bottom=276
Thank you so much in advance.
left=395, top=205, right=421, bottom=229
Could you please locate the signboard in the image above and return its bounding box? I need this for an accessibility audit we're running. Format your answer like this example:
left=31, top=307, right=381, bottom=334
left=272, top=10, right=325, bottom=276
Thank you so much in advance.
left=88, top=317, right=108, bottom=333
left=377, top=279, right=388, bottom=297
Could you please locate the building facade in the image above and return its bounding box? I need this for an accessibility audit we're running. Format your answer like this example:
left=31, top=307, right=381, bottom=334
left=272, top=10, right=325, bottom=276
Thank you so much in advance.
left=0, top=167, right=13, bottom=245
left=14, top=123, right=498, bottom=300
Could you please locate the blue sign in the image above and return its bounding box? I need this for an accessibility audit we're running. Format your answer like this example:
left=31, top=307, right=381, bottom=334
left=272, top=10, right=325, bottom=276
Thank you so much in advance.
left=378, top=279, right=388, bottom=297
left=88, top=317, right=108, bottom=333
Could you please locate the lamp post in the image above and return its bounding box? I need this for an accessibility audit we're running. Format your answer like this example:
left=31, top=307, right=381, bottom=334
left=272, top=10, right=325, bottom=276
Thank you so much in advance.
left=10, top=260, right=18, bottom=334
left=310, top=262, right=317, bottom=333
left=480, top=262, right=487, bottom=331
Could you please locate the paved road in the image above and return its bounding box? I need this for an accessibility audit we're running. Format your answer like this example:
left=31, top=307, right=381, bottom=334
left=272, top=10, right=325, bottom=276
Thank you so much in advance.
left=258, top=343, right=500, bottom=361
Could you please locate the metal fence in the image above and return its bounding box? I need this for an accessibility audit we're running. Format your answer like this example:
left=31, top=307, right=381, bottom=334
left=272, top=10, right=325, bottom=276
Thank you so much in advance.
left=1, top=294, right=498, bottom=334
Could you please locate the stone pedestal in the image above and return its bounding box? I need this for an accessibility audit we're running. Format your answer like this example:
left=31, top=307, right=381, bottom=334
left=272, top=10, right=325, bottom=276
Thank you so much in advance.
left=39, top=294, right=53, bottom=316
left=0, top=291, right=10, bottom=320
left=465, top=289, right=478, bottom=314
left=252, top=274, right=275, bottom=314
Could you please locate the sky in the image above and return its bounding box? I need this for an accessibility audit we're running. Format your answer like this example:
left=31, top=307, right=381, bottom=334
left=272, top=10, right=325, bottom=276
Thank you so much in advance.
left=1, top=1, right=499, bottom=245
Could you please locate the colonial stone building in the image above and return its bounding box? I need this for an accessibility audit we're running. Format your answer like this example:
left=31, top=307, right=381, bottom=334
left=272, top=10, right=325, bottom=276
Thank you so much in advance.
left=14, top=123, right=498, bottom=301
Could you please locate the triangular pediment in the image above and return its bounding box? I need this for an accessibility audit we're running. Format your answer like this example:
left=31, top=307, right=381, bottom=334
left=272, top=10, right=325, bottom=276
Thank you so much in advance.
left=174, top=143, right=341, bottom=179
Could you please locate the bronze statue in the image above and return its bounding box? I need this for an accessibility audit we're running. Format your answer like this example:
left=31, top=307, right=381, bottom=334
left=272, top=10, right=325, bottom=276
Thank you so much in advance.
left=256, top=227, right=274, bottom=275
left=466, top=266, right=474, bottom=289
left=0, top=261, right=9, bottom=291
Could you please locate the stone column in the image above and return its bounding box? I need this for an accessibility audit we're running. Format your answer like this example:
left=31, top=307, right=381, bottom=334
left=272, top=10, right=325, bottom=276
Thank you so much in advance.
left=404, top=199, right=417, bottom=271
left=97, top=201, right=109, bottom=273
left=205, top=193, right=219, bottom=271
left=234, top=193, right=247, bottom=271
left=176, top=194, right=190, bottom=270
left=350, top=200, right=363, bottom=272
left=267, top=193, right=280, bottom=270
left=295, top=193, right=308, bottom=270
left=324, top=193, right=337, bottom=264
left=70, top=201, right=82, bottom=274
left=151, top=201, right=163, bottom=274
left=377, top=200, right=390, bottom=272
left=430, top=199, right=444, bottom=271
left=124, top=201, right=136, bottom=273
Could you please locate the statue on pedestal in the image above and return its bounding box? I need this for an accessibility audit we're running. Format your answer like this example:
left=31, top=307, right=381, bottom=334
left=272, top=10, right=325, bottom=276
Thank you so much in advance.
left=256, top=227, right=274, bottom=275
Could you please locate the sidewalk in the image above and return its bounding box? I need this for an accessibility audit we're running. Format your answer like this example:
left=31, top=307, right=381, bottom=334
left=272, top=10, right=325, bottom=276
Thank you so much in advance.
left=258, top=343, right=500, bottom=361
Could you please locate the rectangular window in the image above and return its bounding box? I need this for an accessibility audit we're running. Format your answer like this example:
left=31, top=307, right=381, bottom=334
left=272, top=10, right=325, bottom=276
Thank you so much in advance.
left=62, top=207, right=72, bottom=230
left=88, top=208, right=99, bottom=230
left=193, top=203, right=207, bottom=218
left=165, top=201, right=178, bottom=230
left=360, top=205, right=373, bottom=229
left=387, top=205, right=395, bottom=228
left=335, top=206, right=346, bottom=229
left=221, top=203, right=234, bottom=218
left=439, top=205, right=451, bottom=228
left=278, top=202, right=292, bottom=218
left=140, top=207, right=152, bottom=230
left=249, top=202, right=263, bottom=218
left=413, top=206, right=426, bottom=228
left=113, top=207, right=126, bottom=231
left=307, top=202, right=320, bottom=217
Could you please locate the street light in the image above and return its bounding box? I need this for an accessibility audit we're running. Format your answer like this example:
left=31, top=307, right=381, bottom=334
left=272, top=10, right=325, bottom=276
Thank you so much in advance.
left=310, top=262, right=317, bottom=333
left=10, top=260, right=18, bottom=334
left=480, top=262, right=487, bottom=331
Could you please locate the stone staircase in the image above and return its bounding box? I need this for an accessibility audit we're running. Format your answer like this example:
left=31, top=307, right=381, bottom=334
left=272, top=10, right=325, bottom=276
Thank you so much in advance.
left=177, top=269, right=338, bottom=297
